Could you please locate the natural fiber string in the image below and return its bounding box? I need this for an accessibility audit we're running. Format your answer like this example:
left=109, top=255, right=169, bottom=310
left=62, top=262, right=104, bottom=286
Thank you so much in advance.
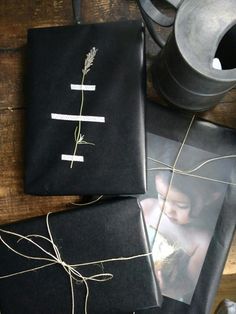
left=150, top=115, right=196, bottom=248
left=71, top=195, right=103, bottom=206
left=148, top=155, right=236, bottom=186
left=148, top=115, right=236, bottom=248
left=132, top=116, right=196, bottom=314
left=0, top=213, right=152, bottom=314
left=133, top=116, right=236, bottom=314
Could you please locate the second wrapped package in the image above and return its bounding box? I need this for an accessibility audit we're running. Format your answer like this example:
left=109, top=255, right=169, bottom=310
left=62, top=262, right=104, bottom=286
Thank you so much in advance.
left=0, top=197, right=161, bottom=313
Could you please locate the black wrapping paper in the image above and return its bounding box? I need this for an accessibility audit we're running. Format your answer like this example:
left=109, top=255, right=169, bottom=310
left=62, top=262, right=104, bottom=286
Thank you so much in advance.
left=137, top=102, right=236, bottom=314
left=24, top=20, right=146, bottom=195
left=0, top=197, right=161, bottom=314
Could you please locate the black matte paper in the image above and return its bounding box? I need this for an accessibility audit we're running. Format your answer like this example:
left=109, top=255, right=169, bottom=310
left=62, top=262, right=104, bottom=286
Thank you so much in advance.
left=0, top=197, right=161, bottom=314
left=24, top=20, right=146, bottom=195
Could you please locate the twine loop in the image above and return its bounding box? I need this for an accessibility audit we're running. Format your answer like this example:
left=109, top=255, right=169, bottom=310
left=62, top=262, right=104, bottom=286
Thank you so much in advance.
left=0, top=213, right=151, bottom=314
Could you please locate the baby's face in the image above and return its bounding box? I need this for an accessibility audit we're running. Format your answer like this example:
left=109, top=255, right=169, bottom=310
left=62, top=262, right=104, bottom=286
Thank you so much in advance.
left=155, top=176, right=191, bottom=224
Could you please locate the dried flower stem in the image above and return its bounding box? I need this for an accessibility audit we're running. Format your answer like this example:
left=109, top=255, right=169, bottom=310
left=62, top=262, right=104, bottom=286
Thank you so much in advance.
left=70, top=47, right=98, bottom=168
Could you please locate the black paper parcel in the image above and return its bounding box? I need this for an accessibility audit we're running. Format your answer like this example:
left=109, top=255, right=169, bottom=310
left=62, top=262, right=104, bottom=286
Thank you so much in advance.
left=138, top=102, right=236, bottom=314
left=24, top=20, right=146, bottom=196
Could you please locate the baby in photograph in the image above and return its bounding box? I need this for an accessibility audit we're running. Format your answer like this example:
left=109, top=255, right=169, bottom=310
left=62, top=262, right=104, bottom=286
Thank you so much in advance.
left=141, top=170, right=225, bottom=304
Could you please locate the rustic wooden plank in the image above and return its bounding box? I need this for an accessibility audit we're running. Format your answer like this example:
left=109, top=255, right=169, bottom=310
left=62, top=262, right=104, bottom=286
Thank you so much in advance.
left=81, top=0, right=173, bottom=52
left=211, top=273, right=236, bottom=313
left=81, top=0, right=139, bottom=23
left=219, top=87, right=236, bottom=104
left=0, top=0, right=74, bottom=49
left=81, top=0, right=176, bottom=23
left=0, top=0, right=173, bottom=111
left=223, top=234, right=236, bottom=275
left=0, top=50, right=25, bottom=110
left=199, top=101, right=236, bottom=128
left=0, top=109, right=80, bottom=225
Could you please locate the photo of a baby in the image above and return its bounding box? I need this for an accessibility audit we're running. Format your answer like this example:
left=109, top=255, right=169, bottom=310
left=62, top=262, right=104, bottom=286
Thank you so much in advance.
left=140, top=133, right=229, bottom=304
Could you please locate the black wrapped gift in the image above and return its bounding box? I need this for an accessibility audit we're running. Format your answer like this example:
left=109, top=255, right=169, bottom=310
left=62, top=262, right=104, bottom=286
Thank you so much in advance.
left=0, top=197, right=162, bottom=314
left=137, top=102, right=236, bottom=314
left=24, top=20, right=146, bottom=195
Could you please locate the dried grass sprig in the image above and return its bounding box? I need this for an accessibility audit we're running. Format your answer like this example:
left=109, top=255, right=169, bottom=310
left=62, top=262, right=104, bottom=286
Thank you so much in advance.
left=70, top=47, right=98, bottom=168
left=82, top=47, right=98, bottom=75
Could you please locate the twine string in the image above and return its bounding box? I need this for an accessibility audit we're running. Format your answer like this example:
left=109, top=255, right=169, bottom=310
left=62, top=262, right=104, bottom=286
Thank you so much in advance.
left=71, top=195, right=103, bottom=207
left=149, top=114, right=236, bottom=248
left=151, top=115, right=196, bottom=248
left=148, top=155, right=236, bottom=186
left=0, top=213, right=151, bottom=314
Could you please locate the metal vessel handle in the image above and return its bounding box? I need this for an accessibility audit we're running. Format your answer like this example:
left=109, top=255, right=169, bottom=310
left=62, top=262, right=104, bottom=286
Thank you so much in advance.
left=137, top=0, right=183, bottom=47
left=72, top=0, right=81, bottom=23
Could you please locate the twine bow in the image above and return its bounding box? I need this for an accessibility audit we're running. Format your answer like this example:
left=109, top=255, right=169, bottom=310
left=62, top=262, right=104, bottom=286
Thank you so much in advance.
left=0, top=213, right=151, bottom=314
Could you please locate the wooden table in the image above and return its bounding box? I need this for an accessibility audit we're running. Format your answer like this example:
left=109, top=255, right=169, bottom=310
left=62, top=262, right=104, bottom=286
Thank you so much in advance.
left=0, top=1, right=235, bottom=312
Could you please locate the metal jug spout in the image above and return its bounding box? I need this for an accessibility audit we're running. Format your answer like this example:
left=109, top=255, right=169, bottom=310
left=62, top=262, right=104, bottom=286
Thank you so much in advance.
left=215, top=24, right=236, bottom=71
left=138, top=0, right=236, bottom=112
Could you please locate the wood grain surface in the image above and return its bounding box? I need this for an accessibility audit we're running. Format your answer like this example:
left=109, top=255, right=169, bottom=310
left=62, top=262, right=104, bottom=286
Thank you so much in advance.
left=212, top=274, right=236, bottom=313
left=0, top=0, right=235, bottom=312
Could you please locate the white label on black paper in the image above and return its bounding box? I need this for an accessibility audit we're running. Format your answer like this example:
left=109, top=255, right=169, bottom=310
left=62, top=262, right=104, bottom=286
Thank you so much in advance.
left=51, top=113, right=105, bottom=123
left=51, top=47, right=100, bottom=168
left=61, top=154, right=84, bottom=162
left=70, top=84, right=96, bottom=91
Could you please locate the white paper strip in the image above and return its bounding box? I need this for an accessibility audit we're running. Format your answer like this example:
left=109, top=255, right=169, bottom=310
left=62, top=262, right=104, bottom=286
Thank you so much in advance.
left=70, top=84, right=96, bottom=91
left=61, top=154, right=84, bottom=162
left=51, top=113, right=105, bottom=123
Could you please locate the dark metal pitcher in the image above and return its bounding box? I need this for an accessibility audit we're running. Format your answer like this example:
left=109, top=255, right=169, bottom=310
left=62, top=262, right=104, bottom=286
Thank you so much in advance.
left=137, top=0, right=236, bottom=111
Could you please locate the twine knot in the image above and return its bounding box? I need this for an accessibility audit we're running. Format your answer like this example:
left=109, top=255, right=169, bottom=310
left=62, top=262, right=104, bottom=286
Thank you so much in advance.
left=0, top=213, right=113, bottom=314
left=0, top=213, right=151, bottom=314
